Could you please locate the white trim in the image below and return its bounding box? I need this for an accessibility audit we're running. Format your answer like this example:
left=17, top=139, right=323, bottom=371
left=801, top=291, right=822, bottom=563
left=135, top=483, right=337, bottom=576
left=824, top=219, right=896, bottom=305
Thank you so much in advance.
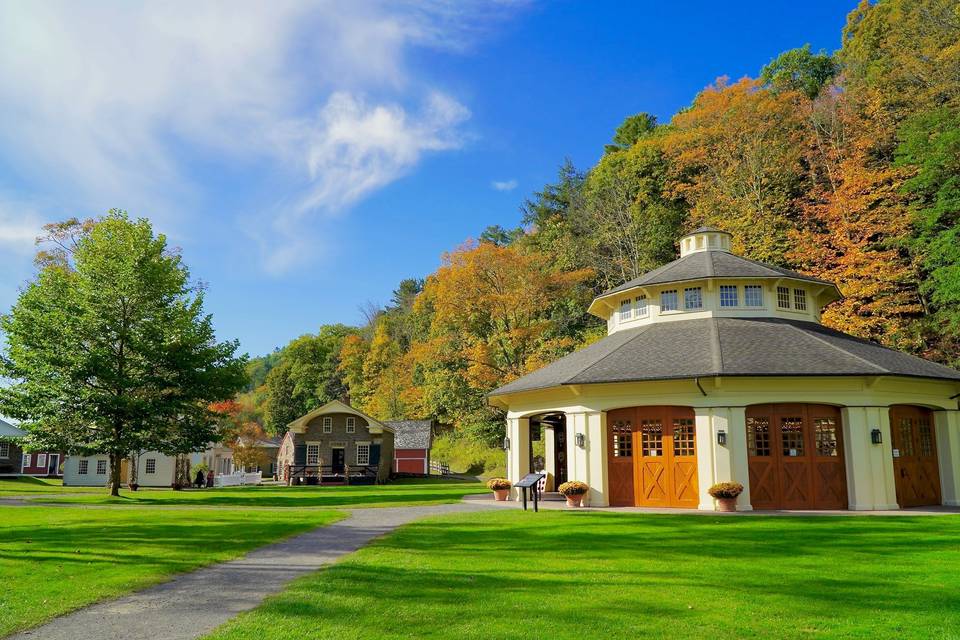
left=322, top=416, right=333, bottom=433
left=0, top=442, right=9, bottom=459
left=22, top=452, right=31, bottom=470
left=78, top=459, right=89, bottom=475
left=305, top=442, right=321, bottom=465
left=36, top=453, right=47, bottom=468
left=346, top=416, right=356, bottom=433
left=356, top=441, right=371, bottom=466
left=96, top=459, right=107, bottom=475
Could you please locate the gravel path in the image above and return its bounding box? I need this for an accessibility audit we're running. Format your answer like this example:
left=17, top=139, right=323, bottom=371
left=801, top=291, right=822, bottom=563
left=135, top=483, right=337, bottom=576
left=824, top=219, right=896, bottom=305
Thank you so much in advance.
left=8, top=502, right=492, bottom=640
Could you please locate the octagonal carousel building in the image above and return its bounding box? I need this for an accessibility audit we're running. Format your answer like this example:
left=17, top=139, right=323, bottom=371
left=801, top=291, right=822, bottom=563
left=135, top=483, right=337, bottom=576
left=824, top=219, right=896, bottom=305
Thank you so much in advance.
left=489, top=227, right=960, bottom=511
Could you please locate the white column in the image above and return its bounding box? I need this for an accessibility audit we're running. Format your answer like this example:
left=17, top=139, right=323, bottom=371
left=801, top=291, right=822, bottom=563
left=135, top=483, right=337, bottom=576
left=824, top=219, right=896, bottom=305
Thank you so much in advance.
left=506, top=417, right=530, bottom=500
left=694, top=408, right=717, bottom=511
left=935, top=410, right=960, bottom=506
left=585, top=411, right=608, bottom=506
left=841, top=407, right=898, bottom=510
left=727, top=407, right=752, bottom=511
left=566, top=413, right=588, bottom=485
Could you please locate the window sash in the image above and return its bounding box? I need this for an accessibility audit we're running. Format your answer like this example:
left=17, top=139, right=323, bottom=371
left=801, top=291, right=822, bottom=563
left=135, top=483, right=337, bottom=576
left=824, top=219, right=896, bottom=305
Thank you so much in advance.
left=78, top=459, right=89, bottom=474
left=635, top=295, right=648, bottom=318
left=356, top=443, right=370, bottom=466
left=37, top=453, right=47, bottom=468
left=744, top=285, right=763, bottom=307
left=777, top=286, right=791, bottom=309
left=0, top=442, right=8, bottom=458
left=96, top=460, right=107, bottom=474
left=720, top=285, right=738, bottom=307
left=322, top=417, right=333, bottom=433
left=619, top=299, right=632, bottom=322
left=684, top=287, right=703, bottom=310
left=306, top=444, right=320, bottom=465
left=346, top=417, right=356, bottom=434
left=145, top=458, right=156, bottom=474
left=793, top=289, right=807, bottom=311
left=660, top=290, right=678, bottom=312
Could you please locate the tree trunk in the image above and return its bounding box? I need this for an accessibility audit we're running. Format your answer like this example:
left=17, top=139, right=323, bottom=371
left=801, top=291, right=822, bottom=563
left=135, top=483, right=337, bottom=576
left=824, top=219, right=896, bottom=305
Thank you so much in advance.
left=109, top=451, right=122, bottom=496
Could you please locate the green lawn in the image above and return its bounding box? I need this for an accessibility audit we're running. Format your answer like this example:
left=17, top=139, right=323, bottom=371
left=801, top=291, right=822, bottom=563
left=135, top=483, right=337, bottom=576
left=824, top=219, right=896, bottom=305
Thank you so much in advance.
left=206, top=510, right=960, bottom=640
left=0, top=476, right=102, bottom=494
left=30, top=478, right=487, bottom=508
left=0, top=506, right=343, bottom=637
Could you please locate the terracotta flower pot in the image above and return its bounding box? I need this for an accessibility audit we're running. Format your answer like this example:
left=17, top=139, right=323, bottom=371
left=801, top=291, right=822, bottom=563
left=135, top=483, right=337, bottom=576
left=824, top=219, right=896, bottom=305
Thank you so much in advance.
left=493, top=489, right=510, bottom=501
left=716, top=497, right=737, bottom=512
left=565, top=494, right=584, bottom=508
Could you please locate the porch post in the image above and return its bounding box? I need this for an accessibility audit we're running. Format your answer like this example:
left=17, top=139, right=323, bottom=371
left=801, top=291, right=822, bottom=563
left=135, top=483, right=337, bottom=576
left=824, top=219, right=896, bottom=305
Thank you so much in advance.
left=694, top=408, right=717, bottom=511
left=727, top=407, right=752, bottom=511
left=935, top=410, right=960, bottom=506
left=506, top=417, right=530, bottom=500
left=585, top=411, right=607, bottom=506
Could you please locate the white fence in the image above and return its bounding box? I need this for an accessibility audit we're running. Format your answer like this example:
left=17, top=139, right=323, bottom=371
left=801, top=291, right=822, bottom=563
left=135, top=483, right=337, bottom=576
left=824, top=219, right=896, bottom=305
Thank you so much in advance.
left=213, top=471, right=263, bottom=488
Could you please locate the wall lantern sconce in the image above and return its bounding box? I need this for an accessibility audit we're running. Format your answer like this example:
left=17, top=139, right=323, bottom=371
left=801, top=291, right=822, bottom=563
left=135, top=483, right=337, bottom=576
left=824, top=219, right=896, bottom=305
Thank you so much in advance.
left=575, top=432, right=585, bottom=448
left=502, top=436, right=510, bottom=451
left=717, top=430, right=727, bottom=446
left=870, top=429, right=882, bottom=445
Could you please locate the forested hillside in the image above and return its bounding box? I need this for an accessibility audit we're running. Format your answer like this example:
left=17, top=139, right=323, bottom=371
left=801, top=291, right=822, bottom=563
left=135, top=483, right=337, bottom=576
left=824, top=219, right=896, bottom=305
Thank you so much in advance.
left=239, top=0, right=960, bottom=466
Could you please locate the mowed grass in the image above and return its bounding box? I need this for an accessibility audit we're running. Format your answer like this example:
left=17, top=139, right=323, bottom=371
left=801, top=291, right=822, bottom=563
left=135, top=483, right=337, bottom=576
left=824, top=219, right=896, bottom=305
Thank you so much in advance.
left=31, top=478, right=487, bottom=508
left=0, top=476, right=102, bottom=494
left=0, top=506, right=343, bottom=637
left=206, top=510, right=960, bottom=640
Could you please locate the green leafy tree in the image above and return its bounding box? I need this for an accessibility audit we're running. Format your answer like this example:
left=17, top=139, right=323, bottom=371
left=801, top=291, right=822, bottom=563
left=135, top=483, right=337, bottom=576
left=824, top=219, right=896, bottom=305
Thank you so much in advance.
left=0, top=211, right=246, bottom=495
left=760, top=44, right=838, bottom=99
left=605, top=113, right=658, bottom=153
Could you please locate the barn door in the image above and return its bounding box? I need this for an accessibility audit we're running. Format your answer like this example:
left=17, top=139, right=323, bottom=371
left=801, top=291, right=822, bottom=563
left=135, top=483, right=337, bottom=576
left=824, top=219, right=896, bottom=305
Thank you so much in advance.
left=890, top=406, right=941, bottom=507
left=606, top=408, right=636, bottom=506
left=746, top=404, right=847, bottom=510
left=634, top=406, right=697, bottom=509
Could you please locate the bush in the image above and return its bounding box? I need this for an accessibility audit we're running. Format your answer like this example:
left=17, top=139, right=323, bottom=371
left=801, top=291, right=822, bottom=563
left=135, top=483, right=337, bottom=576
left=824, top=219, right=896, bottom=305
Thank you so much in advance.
left=486, top=477, right=511, bottom=490
left=708, top=482, right=744, bottom=499
left=431, top=433, right=505, bottom=477
left=558, top=480, right=589, bottom=496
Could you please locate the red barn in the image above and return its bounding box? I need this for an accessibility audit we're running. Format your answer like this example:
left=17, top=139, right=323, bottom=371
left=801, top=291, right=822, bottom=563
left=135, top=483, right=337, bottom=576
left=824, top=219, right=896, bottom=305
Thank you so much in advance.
left=0, top=418, right=63, bottom=477
left=385, top=420, right=433, bottom=475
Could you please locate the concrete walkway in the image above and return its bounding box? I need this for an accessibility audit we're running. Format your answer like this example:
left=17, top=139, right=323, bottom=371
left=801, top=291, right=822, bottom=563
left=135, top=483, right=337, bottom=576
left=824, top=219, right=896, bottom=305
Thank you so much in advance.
left=9, top=502, right=491, bottom=640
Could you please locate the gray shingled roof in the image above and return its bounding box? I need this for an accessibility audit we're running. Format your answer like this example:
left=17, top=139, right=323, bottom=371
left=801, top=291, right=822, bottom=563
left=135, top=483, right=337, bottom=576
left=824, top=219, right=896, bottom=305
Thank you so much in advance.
left=489, top=317, right=960, bottom=396
left=601, top=251, right=836, bottom=297
left=0, top=418, right=26, bottom=439
left=384, top=420, right=433, bottom=449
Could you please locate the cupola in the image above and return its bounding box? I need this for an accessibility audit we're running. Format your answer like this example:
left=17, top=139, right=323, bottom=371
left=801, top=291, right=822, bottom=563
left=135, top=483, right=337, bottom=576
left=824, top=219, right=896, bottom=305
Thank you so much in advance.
left=679, top=226, right=732, bottom=257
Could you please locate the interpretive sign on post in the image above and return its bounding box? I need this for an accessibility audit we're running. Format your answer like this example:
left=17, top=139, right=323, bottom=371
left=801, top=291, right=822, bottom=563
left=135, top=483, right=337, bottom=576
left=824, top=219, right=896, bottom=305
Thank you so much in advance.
left=515, top=472, right=545, bottom=512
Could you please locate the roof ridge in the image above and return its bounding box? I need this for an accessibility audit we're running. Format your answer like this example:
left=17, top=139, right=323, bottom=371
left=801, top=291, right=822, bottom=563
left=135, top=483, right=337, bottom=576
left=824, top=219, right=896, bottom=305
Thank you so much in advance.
left=784, top=320, right=888, bottom=373
left=709, top=318, right=723, bottom=374
left=564, top=325, right=655, bottom=384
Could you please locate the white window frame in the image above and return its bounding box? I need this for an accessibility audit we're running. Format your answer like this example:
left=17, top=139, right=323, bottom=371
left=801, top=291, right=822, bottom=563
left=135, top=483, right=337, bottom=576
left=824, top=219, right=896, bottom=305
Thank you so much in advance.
left=356, top=442, right=371, bottom=466
left=306, top=442, right=320, bottom=465
left=744, top=285, right=763, bottom=307
left=793, top=288, right=807, bottom=311
left=78, top=459, right=89, bottom=475
left=322, top=417, right=333, bottom=433
left=777, top=286, right=791, bottom=309
left=635, top=295, right=648, bottom=318
left=96, top=459, right=107, bottom=475
left=660, top=290, right=679, bottom=312
left=36, top=453, right=47, bottom=468
left=0, top=442, right=8, bottom=458
left=684, top=287, right=703, bottom=310
left=619, top=299, right=632, bottom=322
left=346, top=417, right=356, bottom=434
left=22, top=452, right=31, bottom=469
left=145, top=458, right=157, bottom=474
left=719, top=285, right=739, bottom=308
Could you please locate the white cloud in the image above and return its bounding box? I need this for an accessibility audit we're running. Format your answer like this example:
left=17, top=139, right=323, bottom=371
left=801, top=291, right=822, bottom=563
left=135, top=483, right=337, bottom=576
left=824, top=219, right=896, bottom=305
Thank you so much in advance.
left=0, top=1, right=522, bottom=273
left=491, top=179, right=518, bottom=191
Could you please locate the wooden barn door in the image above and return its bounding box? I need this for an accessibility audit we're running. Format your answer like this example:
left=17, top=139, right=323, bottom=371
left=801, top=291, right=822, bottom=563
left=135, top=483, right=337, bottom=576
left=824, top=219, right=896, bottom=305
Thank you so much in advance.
left=607, top=408, right=636, bottom=506
left=890, top=406, right=941, bottom=507
left=634, top=406, right=698, bottom=509
left=746, top=404, right=847, bottom=510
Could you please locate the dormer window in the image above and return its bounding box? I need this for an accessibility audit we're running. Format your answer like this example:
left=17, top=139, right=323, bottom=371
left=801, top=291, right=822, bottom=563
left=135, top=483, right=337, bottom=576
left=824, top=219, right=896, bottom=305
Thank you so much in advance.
left=684, top=287, right=703, bottom=310
left=619, top=299, right=632, bottom=322
left=777, top=286, right=791, bottom=309
left=794, top=289, right=807, bottom=311
left=635, top=295, right=648, bottom=318
left=745, top=285, right=763, bottom=307
left=720, top=285, right=738, bottom=307
left=661, top=290, right=679, bottom=312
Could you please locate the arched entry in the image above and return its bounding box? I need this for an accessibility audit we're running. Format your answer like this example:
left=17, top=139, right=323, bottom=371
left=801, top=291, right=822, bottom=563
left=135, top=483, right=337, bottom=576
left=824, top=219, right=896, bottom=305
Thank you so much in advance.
left=889, top=405, right=941, bottom=507
left=607, top=406, right=698, bottom=508
left=745, top=404, right=847, bottom=510
left=529, top=413, right=567, bottom=491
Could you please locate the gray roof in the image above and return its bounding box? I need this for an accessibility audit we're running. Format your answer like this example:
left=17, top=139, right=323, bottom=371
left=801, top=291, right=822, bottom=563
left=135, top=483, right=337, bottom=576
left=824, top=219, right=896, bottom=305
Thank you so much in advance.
left=601, top=250, right=836, bottom=297
left=0, top=418, right=27, bottom=439
left=384, top=420, right=433, bottom=449
left=681, top=226, right=731, bottom=237
left=489, top=317, right=960, bottom=396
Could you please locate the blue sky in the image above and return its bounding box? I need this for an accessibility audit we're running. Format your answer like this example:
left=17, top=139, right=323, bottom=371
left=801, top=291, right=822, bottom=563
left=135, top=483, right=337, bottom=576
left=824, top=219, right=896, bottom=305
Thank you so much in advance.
left=0, top=1, right=852, bottom=357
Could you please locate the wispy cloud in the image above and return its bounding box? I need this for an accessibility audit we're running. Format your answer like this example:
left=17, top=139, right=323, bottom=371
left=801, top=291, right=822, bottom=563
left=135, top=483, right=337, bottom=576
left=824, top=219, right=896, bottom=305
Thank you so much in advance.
left=491, top=179, right=519, bottom=191
left=0, top=1, right=523, bottom=273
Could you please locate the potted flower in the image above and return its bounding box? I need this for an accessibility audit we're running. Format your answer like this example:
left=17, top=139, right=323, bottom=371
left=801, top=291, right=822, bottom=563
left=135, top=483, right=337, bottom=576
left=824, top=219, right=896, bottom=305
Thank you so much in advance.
left=127, top=482, right=139, bottom=491
left=558, top=480, right=589, bottom=507
left=486, top=477, right=512, bottom=501
left=708, top=482, right=743, bottom=512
